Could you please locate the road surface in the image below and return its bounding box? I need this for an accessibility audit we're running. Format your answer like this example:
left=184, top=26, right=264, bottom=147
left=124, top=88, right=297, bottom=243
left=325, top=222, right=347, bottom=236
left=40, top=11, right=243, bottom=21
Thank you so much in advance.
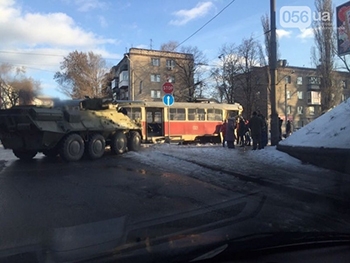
left=0, top=145, right=349, bottom=262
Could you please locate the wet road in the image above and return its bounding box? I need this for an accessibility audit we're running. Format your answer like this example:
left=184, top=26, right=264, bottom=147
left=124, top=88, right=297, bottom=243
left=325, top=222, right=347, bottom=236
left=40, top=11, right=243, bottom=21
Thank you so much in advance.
left=0, top=146, right=349, bottom=262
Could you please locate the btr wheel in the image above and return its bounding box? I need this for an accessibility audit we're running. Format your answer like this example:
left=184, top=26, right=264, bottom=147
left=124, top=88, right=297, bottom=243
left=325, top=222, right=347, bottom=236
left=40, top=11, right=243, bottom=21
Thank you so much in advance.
left=13, top=149, right=37, bottom=161
left=127, top=131, right=141, bottom=152
left=86, top=134, right=106, bottom=160
left=60, top=133, right=85, bottom=162
left=111, top=131, right=127, bottom=154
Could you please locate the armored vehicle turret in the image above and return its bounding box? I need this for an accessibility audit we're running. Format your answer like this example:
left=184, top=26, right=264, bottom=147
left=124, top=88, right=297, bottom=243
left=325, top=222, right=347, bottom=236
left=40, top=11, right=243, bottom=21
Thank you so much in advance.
left=0, top=98, right=142, bottom=162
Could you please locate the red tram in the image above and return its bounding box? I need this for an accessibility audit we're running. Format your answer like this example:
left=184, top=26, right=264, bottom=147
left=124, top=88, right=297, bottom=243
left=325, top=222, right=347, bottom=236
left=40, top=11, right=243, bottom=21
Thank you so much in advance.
left=117, top=100, right=243, bottom=143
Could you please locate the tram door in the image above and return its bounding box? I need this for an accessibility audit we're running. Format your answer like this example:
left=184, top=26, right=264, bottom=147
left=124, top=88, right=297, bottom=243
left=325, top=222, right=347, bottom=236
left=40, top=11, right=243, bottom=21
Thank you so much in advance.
left=146, top=108, right=164, bottom=138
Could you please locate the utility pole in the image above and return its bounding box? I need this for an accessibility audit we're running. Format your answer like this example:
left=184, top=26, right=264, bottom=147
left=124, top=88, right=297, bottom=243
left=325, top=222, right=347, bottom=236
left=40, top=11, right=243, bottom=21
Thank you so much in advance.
left=270, top=0, right=279, bottom=145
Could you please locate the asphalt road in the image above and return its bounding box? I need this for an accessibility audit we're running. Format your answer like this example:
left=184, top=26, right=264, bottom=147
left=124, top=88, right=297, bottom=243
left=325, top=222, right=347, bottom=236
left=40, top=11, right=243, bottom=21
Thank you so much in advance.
left=0, top=146, right=349, bottom=262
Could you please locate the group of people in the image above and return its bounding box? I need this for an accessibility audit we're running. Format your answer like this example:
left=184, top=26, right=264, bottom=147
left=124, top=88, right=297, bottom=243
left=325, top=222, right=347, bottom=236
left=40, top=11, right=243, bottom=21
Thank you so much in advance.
left=220, top=111, right=268, bottom=150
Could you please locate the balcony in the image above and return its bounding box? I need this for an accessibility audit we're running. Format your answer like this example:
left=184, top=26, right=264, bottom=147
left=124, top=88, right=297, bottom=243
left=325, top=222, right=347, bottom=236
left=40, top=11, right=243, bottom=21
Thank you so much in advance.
left=307, top=84, right=320, bottom=91
left=119, top=79, right=129, bottom=89
left=307, top=76, right=321, bottom=91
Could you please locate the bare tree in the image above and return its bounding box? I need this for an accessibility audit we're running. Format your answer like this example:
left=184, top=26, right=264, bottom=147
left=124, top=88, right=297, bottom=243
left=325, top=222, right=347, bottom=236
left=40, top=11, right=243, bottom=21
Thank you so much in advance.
left=177, top=45, right=207, bottom=101
left=0, top=63, right=40, bottom=109
left=235, top=36, right=265, bottom=118
left=160, top=41, right=179, bottom=52
left=210, top=43, right=240, bottom=104
left=312, top=0, right=337, bottom=111
left=209, top=68, right=225, bottom=102
left=160, top=42, right=208, bottom=101
left=54, top=51, right=109, bottom=99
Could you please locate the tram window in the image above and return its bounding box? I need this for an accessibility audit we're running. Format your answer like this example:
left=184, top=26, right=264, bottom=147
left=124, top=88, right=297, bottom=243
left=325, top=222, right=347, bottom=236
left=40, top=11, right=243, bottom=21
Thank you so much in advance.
left=170, top=108, right=185, bottom=120
left=147, top=112, right=153, bottom=123
left=227, top=110, right=238, bottom=119
left=188, top=109, right=206, bottom=121
left=154, top=111, right=162, bottom=123
left=124, top=107, right=141, bottom=120
left=207, top=109, right=222, bottom=121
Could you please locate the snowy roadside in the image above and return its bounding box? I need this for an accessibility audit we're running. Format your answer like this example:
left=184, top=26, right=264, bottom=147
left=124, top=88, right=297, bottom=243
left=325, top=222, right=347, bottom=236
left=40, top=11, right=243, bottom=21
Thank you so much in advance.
left=128, top=143, right=324, bottom=176
left=125, top=143, right=350, bottom=201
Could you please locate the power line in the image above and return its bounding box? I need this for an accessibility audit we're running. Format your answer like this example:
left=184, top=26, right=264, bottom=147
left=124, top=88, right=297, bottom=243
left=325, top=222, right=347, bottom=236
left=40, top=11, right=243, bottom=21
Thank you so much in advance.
left=175, top=0, right=237, bottom=50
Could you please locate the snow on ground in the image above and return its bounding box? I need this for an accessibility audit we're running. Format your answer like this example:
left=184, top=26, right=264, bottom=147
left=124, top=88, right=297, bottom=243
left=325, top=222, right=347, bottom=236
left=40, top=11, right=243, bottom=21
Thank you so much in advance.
left=127, top=99, right=350, bottom=176
left=126, top=143, right=327, bottom=177
left=125, top=143, right=349, bottom=197
left=279, top=98, right=350, bottom=149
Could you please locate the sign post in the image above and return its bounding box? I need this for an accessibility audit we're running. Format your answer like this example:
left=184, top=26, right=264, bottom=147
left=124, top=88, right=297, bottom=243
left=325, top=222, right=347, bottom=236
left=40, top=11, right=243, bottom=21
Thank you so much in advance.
left=162, top=82, right=174, bottom=143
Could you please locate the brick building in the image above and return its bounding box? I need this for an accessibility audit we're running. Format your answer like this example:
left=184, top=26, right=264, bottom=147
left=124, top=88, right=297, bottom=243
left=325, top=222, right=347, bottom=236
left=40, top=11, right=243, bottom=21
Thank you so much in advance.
left=234, top=61, right=350, bottom=134
left=110, top=48, right=194, bottom=102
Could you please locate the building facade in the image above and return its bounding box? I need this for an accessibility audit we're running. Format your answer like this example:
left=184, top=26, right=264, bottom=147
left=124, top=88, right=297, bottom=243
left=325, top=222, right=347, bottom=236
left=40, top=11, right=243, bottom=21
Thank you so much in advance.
left=235, top=61, right=350, bottom=134
left=111, top=48, right=194, bottom=102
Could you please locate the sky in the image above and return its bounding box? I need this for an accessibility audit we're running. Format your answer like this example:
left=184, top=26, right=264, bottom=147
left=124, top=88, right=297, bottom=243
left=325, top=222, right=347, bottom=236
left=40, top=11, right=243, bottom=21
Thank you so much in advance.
left=0, top=0, right=348, bottom=99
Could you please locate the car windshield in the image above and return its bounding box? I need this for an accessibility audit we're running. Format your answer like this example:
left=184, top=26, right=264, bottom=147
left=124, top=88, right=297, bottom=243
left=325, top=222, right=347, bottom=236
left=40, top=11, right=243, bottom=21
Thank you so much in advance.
left=0, top=0, right=350, bottom=262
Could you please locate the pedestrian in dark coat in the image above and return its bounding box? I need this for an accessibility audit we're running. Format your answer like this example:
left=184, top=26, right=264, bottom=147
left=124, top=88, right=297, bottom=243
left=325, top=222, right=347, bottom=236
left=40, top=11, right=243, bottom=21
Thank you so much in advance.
left=278, top=117, right=283, bottom=141
left=258, top=114, right=268, bottom=148
left=286, top=120, right=291, bottom=137
left=220, top=120, right=227, bottom=147
left=249, top=111, right=264, bottom=150
left=225, top=118, right=236, bottom=149
left=238, top=117, right=246, bottom=147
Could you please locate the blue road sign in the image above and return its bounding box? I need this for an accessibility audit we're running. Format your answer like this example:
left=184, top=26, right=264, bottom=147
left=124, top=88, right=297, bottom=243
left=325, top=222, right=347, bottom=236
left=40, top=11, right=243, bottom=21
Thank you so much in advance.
left=163, top=94, right=174, bottom=106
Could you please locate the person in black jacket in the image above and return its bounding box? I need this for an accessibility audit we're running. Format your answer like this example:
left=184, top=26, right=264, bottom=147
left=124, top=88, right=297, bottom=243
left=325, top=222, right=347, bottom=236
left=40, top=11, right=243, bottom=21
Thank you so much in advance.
left=249, top=111, right=264, bottom=150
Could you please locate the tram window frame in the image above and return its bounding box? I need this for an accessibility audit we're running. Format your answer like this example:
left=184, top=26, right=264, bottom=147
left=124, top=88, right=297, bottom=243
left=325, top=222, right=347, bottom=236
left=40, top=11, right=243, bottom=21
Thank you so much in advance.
left=124, top=107, right=142, bottom=120
left=207, top=109, right=222, bottom=121
left=188, top=108, right=206, bottom=121
left=170, top=108, right=185, bottom=120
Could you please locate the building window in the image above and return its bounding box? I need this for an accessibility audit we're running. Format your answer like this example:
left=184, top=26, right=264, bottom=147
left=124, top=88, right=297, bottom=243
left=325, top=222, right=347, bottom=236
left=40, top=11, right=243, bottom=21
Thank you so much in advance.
left=170, top=108, right=185, bottom=120
left=286, top=105, right=292, bottom=115
left=341, top=94, right=347, bottom=102
left=307, top=91, right=321, bottom=104
left=151, top=58, right=160, bottom=66
left=139, top=81, right=143, bottom=94
left=297, top=76, right=303, bottom=85
left=151, top=90, right=161, bottom=98
left=308, top=106, right=315, bottom=115
left=297, top=91, right=303, bottom=99
left=151, top=74, right=161, bottom=82
left=298, top=120, right=304, bottom=128
left=166, top=59, right=175, bottom=70
left=297, top=106, right=304, bottom=115
left=286, top=90, right=291, bottom=99
left=341, top=80, right=347, bottom=89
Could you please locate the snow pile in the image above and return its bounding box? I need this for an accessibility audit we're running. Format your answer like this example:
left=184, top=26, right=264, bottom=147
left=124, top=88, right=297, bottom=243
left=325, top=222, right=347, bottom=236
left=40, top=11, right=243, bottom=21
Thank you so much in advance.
left=279, top=98, right=350, bottom=149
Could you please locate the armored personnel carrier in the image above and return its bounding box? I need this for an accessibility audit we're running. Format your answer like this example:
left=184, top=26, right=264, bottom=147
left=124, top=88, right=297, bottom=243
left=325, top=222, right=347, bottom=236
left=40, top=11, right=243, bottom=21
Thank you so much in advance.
left=0, top=98, right=142, bottom=162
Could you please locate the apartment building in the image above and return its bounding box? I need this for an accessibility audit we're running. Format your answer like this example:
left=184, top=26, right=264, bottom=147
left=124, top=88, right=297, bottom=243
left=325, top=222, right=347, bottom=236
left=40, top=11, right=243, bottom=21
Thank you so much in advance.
left=235, top=61, right=350, bottom=133
left=110, top=48, right=194, bottom=102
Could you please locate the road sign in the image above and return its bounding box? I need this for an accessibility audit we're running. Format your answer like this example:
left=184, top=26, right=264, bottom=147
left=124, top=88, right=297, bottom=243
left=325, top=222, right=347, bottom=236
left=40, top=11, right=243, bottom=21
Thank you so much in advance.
left=162, top=82, right=174, bottom=94
left=163, top=94, right=174, bottom=106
